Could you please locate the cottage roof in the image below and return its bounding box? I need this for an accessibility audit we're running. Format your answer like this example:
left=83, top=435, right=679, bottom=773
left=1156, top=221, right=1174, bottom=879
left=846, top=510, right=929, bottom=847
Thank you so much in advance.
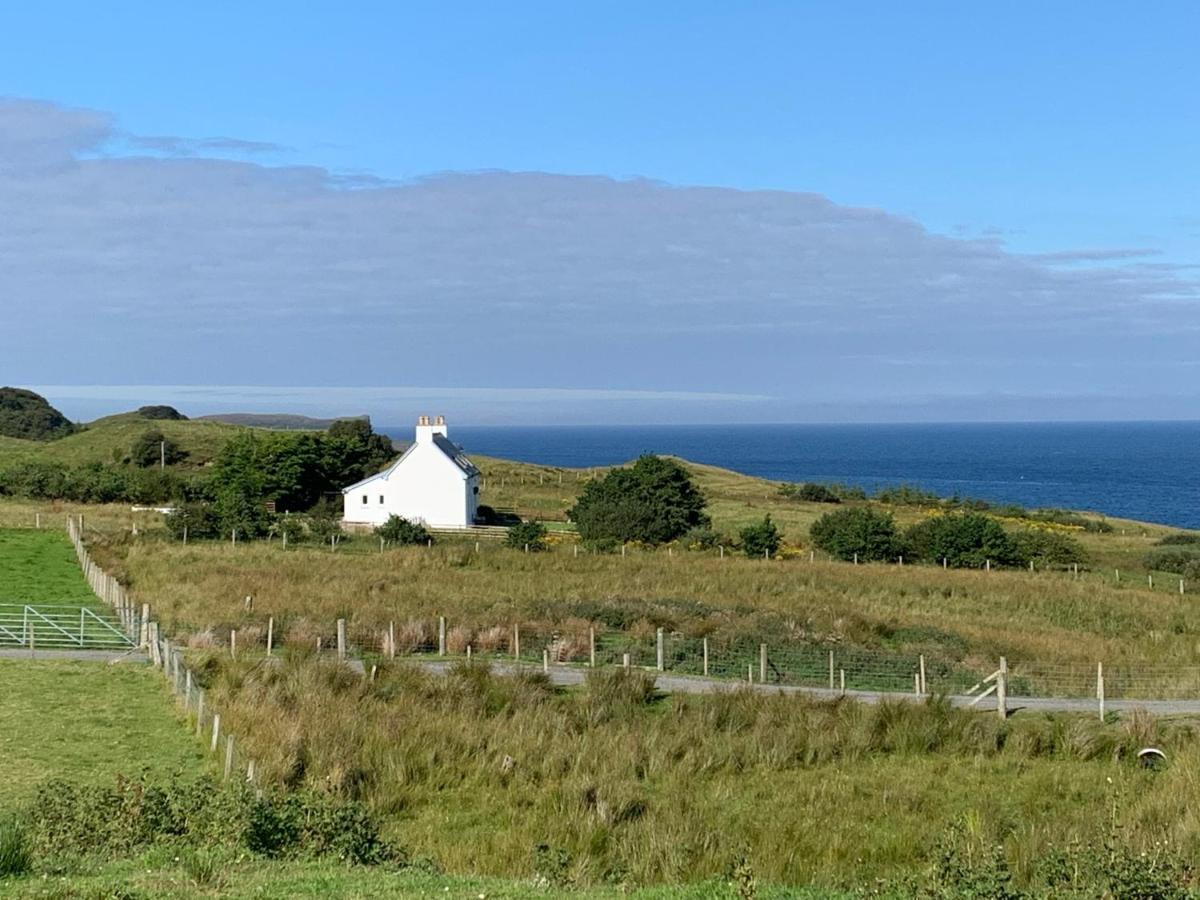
left=340, top=433, right=478, bottom=493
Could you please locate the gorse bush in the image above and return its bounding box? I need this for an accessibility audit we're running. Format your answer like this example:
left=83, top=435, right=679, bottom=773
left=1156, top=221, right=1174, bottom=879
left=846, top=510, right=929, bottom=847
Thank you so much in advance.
left=130, top=430, right=186, bottom=468
left=810, top=507, right=900, bottom=561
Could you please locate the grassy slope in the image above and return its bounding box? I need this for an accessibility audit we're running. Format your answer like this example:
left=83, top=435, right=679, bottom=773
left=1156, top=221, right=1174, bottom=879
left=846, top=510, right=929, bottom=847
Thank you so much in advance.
left=0, top=413, right=241, bottom=471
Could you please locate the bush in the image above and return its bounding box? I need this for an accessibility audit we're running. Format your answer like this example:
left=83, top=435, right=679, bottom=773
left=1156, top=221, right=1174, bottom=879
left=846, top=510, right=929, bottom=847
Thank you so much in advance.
left=568, top=455, right=708, bottom=545
left=1159, top=533, right=1200, bottom=546
left=376, top=514, right=429, bottom=546
left=1009, top=529, right=1087, bottom=567
left=739, top=516, right=781, bottom=559
left=1144, top=548, right=1200, bottom=575
left=130, top=430, right=186, bottom=468
left=904, top=513, right=1018, bottom=568
left=23, top=776, right=400, bottom=866
left=810, top=507, right=900, bottom=562
left=166, top=502, right=221, bottom=540
left=0, top=387, right=75, bottom=440
left=778, top=482, right=841, bottom=503
left=681, top=525, right=723, bottom=550
left=875, top=484, right=942, bottom=507
left=506, top=520, right=548, bottom=552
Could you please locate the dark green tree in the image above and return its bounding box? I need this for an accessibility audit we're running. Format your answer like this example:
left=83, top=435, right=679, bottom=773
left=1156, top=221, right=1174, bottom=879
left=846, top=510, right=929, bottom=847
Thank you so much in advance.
left=739, top=516, right=781, bottom=558
left=568, top=455, right=708, bottom=545
left=810, top=507, right=901, bottom=562
left=903, top=513, right=1017, bottom=568
left=130, top=430, right=186, bottom=468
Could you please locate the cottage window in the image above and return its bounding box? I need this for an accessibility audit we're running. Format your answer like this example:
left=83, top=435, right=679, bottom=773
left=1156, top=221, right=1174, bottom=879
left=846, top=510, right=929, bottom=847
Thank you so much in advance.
left=379, top=495, right=385, bottom=504
left=362, top=494, right=368, bottom=504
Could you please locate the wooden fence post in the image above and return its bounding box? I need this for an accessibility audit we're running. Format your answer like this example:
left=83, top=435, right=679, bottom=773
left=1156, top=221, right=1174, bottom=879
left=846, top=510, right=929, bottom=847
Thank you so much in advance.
left=1097, top=662, right=1105, bottom=721
left=513, top=624, right=520, bottom=660
left=828, top=650, right=835, bottom=690
left=195, top=691, right=205, bottom=736
left=230, top=629, right=237, bottom=660
left=388, top=621, right=396, bottom=659
left=919, top=654, right=927, bottom=694
left=337, top=619, right=346, bottom=660
left=840, top=669, right=845, bottom=694
left=140, top=604, right=149, bottom=647
left=759, top=643, right=767, bottom=683
left=703, top=637, right=709, bottom=677
left=997, top=657, right=1008, bottom=719
left=589, top=627, right=596, bottom=667
left=438, top=616, right=446, bottom=656
left=210, top=713, right=221, bottom=753
left=266, top=617, right=274, bottom=656
left=623, top=653, right=630, bottom=670
left=224, top=735, right=234, bottom=780
left=542, top=648, right=549, bottom=673
left=656, top=628, right=664, bottom=672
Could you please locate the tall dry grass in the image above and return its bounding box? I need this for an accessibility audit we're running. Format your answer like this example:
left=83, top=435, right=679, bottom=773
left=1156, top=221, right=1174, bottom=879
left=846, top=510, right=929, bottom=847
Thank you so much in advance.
left=194, top=655, right=1197, bottom=888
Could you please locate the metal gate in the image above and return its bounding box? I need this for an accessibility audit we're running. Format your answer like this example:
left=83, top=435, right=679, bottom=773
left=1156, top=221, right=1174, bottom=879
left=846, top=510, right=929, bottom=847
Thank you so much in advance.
left=0, top=605, right=138, bottom=650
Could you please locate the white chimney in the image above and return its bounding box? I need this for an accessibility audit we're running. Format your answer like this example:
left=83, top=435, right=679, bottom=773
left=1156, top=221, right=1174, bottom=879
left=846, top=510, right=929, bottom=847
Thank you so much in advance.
left=415, top=415, right=448, bottom=444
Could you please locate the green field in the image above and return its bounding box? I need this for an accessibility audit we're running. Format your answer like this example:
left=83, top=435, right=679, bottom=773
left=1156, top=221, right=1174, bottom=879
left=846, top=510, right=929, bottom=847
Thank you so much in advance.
left=0, top=659, right=206, bottom=806
left=0, top=529, right=97, bottom=606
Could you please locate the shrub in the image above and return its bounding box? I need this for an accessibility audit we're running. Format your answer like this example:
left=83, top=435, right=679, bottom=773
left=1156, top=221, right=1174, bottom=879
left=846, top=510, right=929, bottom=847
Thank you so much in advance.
left=875, top=484, right=942, bottom=507
left=165, top=502, right=221, bottom=540
left=1144, top=548, right=1200, bottom=575
left=778, top=482, right=841, bottom=503
left=568, top=454, right=708, bottom=545
left=24, top=776, right=400, bottom=866
left=739, top=516, right=781, bottom=559
left=681, top=525, right=723, bottom=550
left=904, top=513, right=1018, bottom=568
left=1009, top=529, right=1087, bottom=567
left=1159, top=533, right=1200, bottom=546
left=274, top=515, right=307, bottom=544
left=810, top=507, right=900, bottom=562
left=506, top=520, right=548, bottom=552
left=130, top=429, right=186, bottom=468
left=376, top=514, right=429, bottom=546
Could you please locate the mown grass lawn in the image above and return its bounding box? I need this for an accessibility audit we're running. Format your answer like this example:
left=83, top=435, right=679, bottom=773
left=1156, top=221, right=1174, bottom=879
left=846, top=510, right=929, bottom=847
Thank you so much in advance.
left=0, top=659, right=206, bottom=806
left=0, top=529, right=97, bottom=606
left=1, top=856, right=832, bottom=898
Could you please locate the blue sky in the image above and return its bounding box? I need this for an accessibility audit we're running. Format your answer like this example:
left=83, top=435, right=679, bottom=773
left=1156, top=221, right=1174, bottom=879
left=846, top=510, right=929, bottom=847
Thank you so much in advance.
left=2, top=2, right=1198, bottom=423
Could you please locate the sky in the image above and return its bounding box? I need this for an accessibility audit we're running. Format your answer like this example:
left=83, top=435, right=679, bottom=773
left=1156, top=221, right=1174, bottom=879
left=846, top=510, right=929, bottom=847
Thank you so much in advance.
left=2, top=2, right=1198, bottom=424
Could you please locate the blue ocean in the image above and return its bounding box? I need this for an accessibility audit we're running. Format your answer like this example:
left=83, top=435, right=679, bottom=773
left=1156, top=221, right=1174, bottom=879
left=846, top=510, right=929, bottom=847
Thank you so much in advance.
left=382, top=422, right=1200, bottom=530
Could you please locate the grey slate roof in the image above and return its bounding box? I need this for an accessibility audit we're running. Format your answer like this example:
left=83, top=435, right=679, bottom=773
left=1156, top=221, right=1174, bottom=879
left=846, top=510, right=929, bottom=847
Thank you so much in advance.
left=433, top=434, right=480, bottom=476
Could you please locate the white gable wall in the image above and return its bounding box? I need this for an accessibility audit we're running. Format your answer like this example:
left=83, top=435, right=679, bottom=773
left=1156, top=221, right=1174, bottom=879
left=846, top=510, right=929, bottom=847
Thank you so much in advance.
left=342, top=425, right=479, bottom=528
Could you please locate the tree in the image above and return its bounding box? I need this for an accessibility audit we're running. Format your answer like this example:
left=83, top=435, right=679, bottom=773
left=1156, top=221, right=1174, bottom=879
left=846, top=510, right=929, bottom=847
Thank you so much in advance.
left=903, top=513, right=1017, bottom=568
left=568, top=455, right=708, bottom=545
left=165, top=503, right=220, bottom=540
left=376, top=514, right=430, bottom=546
left=739, top=516, right=781, bottom=558
left=810, top=507, right=900, bottom=562
left=130, top=430, right=186, bottom=468
left=506, top=520, right=548, bottom=551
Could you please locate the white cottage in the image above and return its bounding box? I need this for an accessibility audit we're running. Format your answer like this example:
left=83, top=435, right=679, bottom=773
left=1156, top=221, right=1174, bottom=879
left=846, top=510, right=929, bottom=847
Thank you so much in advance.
left=341, top=416, right=480, bottom=529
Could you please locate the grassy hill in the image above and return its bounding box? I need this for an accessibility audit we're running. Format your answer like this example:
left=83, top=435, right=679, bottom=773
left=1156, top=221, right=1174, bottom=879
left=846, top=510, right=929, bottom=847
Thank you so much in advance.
left=0, top=412, right=242, bottom=471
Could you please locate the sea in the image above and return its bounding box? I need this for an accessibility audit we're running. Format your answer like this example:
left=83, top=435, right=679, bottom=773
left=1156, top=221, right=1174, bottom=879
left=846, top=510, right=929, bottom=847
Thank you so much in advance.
left=382, top=422, right=1200, bottom=530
